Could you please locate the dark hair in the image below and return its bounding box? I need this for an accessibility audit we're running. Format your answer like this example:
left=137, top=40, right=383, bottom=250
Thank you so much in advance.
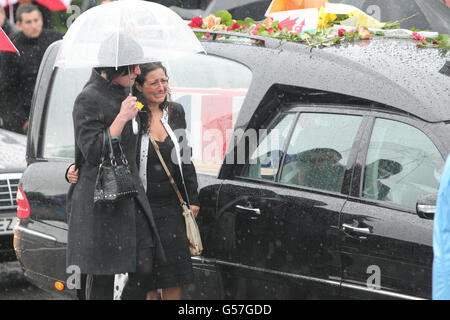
left=94, top=66, right=129, bottom=82
left=16, top=3, right=41, bottom=22
left=136, top=62, right=172, bottom=134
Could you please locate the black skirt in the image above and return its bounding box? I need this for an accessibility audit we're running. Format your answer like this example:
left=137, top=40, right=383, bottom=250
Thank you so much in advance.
left=134, top=136, right=194, bottom=291
left=147, top=203, right=194, bottom=290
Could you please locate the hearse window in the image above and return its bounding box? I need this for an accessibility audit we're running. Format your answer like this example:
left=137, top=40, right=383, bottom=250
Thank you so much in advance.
left=279, top=113, right=362, bottom=193
left=41, top=67, right=91, bottom=159
left=240, top=113, right=297, bottom=181
left=362, top=118, right=444, bottom=210
left=167, top=54, right=252, bottom=175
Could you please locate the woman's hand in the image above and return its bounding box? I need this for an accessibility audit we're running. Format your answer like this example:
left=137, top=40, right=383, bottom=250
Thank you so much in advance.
left=109, top=95, right=139, bottom=137
left=118, top=95, right=139, bottom=122
left=67, top=165, right=79, bottom=184
left=190, top=205, right=200, bottom=218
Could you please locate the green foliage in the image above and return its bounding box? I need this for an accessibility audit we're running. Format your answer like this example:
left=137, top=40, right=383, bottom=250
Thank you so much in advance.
left=52, top=0, right=83, bottom=34
left=215, top=10, right=233, bottom=27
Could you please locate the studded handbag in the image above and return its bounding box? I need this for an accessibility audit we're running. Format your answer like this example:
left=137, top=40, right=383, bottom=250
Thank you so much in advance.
left=93, top=128, right=138, bottom=203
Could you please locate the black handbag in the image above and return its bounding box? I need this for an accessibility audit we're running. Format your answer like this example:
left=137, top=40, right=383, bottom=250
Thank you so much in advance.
left=94, top=128, right=138, bottom=203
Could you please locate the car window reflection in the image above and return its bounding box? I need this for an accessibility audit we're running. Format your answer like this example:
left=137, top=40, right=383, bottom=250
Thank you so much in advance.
left=362, top=118, right=444, bottom=209
left=280, top=113, right=362, bottom=193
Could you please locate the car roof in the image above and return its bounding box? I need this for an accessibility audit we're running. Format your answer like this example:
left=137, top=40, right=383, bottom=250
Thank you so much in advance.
left=47, top=35, right=449, bottom=123
left=200, top=35, right=450, bottom=123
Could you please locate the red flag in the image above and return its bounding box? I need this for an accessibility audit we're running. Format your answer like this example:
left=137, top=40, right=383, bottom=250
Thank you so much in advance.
left=0, top=27, right=18, bottom=54
left=36, top=0, right=71, bottom=11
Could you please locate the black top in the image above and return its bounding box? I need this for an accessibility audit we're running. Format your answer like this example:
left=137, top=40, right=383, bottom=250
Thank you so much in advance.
left=0, top=29, right=62, bottom=133
left=146, top=136, right=180, bottom=207
left=137, top=102, right=200, bottom=207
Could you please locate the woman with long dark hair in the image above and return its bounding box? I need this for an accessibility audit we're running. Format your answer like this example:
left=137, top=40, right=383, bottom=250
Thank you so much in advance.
left=133, top=62, right=200, bottom=300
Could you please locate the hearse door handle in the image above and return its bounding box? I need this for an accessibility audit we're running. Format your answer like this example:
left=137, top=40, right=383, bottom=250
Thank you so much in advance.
left=342, top=223, right=371, bottom=240
left=235, top=205, right=261, bottom=219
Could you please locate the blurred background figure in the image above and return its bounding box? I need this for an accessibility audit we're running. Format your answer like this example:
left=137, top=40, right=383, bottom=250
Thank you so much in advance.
left=3, top=0, right=53, bottom=29
left=0, top=3, right=61, bottom=133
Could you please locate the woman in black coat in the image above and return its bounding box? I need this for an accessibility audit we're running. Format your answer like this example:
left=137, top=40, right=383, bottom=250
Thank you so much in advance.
left=133, top=62, right=200, bottom=300
left=67, top=65, right=165, bottom=300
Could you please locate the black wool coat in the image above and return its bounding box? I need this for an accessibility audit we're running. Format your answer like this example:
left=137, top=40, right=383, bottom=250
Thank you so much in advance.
left=67, top=71, right=165, bottom=275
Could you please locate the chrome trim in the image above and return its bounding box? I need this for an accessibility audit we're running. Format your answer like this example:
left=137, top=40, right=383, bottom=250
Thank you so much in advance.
left=0, top=173, right=22, bottom=211
left=235, top=205, right=261, bottom=215
left=342, top=223, right=371, bottom=234
left=192, top=257, right=425, bottom=300
left=14, top=225, right=57, bottom=242
left=193, top=257, right=340, bottom=288
left=417, top=204, right=436, bottom=214
left=341, top=282, right=425, bottom=300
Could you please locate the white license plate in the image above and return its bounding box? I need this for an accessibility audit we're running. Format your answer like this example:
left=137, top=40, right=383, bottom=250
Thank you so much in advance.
left=0, top=217, right=17, bottom=235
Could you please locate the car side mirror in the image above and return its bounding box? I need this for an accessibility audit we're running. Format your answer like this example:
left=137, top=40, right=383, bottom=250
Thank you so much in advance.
left=416, top=193, right=438, bottom=220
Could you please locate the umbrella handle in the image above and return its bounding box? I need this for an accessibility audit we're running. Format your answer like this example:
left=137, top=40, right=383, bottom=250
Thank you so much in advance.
left=132, top=117, right=138, bottom=135
left=128, top=66, right=139, bottom=136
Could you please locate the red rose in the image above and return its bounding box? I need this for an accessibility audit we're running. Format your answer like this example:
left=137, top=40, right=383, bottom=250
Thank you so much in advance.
left=412, top=32, right=425, bottom=43
left=433, top=40, right=439, bottom=45
left=338, top=29, right=346, bottom=37
left=231, top=22, right=240, bottom=30
left=188, top=17, right=203, bottom=28
left=227, top=23, right=240, bottom=31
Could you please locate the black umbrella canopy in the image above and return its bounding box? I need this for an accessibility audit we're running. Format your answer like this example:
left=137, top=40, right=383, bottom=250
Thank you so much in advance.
left=333, top=0, right=450, bottom=33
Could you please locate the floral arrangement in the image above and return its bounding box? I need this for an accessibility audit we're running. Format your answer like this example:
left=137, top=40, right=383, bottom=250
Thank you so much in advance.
left=188, top=10, right=450, bottom=51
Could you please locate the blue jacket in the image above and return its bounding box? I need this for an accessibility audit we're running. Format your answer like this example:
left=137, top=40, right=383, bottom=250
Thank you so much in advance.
left=433, top=155, right=450, bottom=299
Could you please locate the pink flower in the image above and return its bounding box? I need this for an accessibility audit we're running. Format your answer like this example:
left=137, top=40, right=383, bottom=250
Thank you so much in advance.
left=358, top=26, right=371, bottom=40
left=203, top=15, right=221, bottom=30
left=412, top=32, right=425, bottom=43
left=338, top=29, right=346, bottom=37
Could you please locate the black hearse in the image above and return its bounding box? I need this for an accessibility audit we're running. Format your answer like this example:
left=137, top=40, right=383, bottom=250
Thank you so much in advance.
left=14, top=30, right=450, bottom=299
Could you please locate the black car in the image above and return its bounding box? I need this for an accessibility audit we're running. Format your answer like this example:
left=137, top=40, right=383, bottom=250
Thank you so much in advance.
left=0, top=129, right=26, bottom=261
left=14, top=29, right=450, bottom=299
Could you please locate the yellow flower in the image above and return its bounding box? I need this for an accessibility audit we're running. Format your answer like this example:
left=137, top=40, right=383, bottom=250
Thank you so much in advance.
left=317, top=6, right=337, bottom=31
left=136, top=101, right=144, bottom=111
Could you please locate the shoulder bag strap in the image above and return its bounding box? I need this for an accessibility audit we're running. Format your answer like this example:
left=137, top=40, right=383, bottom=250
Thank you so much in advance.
left=149, top=133, right=186, bottom=207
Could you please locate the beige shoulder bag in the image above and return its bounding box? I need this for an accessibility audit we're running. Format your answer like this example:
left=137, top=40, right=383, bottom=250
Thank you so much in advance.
left=149, top=133, right=203, bottom=256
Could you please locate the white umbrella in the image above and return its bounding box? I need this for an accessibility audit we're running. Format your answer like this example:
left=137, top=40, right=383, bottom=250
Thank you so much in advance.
left=54, top=0, right=204, bottom=69
left=54, top=0, right=205, bottom=134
